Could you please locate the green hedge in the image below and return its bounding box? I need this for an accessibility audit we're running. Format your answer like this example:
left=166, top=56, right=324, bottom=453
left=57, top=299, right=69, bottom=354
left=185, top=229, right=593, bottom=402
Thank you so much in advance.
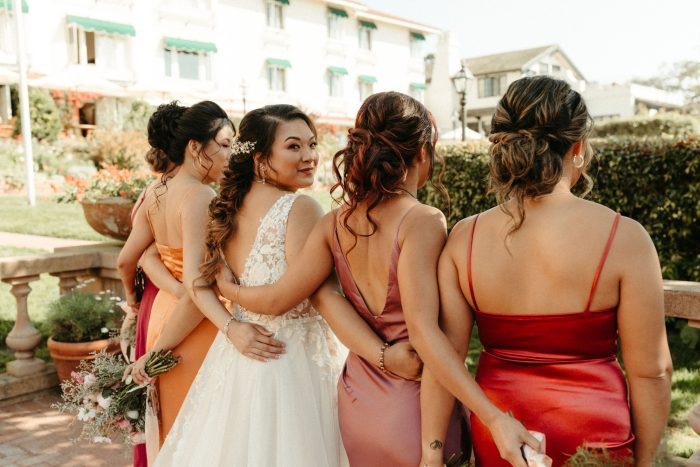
left=420, top=137, right=700, bottom=282
left=592, top=114, right=700, bottom=138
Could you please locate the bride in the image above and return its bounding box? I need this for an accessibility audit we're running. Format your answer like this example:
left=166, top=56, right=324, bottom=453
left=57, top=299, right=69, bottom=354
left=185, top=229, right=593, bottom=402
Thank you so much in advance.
left=142, top=104, right=420, bottom=466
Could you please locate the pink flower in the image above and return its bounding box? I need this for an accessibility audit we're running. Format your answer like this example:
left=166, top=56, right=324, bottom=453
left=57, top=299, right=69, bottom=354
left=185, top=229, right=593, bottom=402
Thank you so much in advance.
left=83, top=373, right=97, bottom=386
left=116, top=418, right=131, bottom=429
left=71, top=372, right=84, bottom=383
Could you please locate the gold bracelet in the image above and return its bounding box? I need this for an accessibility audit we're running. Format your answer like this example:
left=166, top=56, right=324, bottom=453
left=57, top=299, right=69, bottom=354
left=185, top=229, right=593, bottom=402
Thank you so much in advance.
left=223, top=316, right=236, bottom=345
left=379, top=342, right=390, bottom=373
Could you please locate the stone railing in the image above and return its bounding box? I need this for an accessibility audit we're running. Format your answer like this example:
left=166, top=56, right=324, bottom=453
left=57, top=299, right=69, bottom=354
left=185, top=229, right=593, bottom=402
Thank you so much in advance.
left=0, top=248, right=698, bottom=461
left=0, top=243, right=122, bottom=398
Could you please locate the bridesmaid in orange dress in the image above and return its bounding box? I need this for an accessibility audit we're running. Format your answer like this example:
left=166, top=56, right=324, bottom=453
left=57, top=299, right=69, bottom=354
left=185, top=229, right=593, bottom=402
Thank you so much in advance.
left=119, top=100, right=286, bottom=463
left=425, top=76, right=673, bottom=466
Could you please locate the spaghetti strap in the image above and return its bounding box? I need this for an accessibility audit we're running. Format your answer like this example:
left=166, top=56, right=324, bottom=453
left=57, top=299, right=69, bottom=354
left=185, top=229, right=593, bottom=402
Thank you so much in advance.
left=467, top=214, right=480, bottom=312
left=391, top=203, right=422, bottom=247
left=584, top=212, right=622, bottom=312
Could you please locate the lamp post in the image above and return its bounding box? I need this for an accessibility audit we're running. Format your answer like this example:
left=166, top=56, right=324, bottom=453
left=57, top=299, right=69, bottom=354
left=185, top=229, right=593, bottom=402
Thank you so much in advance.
left=451, top=64, right=471, bottom=142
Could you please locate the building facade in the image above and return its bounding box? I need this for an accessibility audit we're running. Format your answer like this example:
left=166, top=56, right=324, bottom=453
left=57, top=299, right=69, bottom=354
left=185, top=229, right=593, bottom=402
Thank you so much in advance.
left=0, top=0, right=439, bottom=131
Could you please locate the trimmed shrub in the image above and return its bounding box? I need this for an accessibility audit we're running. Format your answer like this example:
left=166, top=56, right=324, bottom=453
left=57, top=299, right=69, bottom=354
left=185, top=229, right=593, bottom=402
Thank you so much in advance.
left=122, top=100, right=154, bottom=134
left=592, top=114, right=700, bottom=138
left=86, top=129, right=150, bottom=170
left=12, top=87, right=63, bottom=142
left=420, top=137, right=700, bottom=282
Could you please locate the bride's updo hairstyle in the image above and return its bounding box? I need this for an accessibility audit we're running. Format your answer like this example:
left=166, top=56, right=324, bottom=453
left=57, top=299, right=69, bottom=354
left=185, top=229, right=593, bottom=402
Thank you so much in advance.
left=332, top=91, right=441, bottom=244
left=488, top=75, right=593, bottom=232
left=199, top=104, right=316, bottom=285
left=146, top=100, right=233, bottom=180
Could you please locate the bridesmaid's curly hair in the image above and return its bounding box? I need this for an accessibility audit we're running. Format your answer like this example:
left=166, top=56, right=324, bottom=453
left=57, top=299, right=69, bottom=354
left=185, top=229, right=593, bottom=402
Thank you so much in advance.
left=331, top=91, right=444, bottom=250
left=488, top=76, right=593, bottom=233
left=198, top=105, right=316, bottom=286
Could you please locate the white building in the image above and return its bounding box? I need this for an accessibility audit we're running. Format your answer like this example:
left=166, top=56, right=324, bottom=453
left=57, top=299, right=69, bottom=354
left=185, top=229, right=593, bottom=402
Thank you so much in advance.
left=582, top=82, right=685, bottom=119
left=0, top=0, right=440, bottom=131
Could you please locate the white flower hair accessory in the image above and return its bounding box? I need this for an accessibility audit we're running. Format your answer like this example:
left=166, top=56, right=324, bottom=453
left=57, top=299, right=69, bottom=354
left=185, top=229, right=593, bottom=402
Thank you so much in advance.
left=231, top=137, right=256, bottom=156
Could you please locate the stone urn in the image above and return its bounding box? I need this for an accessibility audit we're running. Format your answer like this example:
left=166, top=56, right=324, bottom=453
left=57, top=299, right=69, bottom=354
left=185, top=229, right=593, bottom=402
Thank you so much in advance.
left=80, top=197, right=134, bottom=241
left=47, top=337, right=121, bottom=383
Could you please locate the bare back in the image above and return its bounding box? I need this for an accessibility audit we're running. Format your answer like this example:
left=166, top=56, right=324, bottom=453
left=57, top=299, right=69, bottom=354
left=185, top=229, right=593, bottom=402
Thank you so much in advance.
left=335, top=197, right=419, bottom=316
left=459, top=197, right=625, bottom=315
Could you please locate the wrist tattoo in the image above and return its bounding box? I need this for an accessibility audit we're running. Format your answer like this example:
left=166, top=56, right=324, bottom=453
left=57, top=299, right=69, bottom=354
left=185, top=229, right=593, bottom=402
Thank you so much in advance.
left=429, top=439, right=444, bottom=450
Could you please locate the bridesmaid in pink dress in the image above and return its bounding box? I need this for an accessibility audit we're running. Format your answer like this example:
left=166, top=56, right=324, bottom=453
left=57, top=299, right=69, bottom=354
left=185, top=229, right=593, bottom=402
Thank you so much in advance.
left=221, top=92, right=508, bottom=466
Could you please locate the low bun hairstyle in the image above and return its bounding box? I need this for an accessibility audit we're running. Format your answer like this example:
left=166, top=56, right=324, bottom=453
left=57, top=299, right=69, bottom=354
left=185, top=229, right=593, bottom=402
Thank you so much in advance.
left=146, top=100, right=233, bottom=178
left=332, top=91, right=441, bottom=246
left=198, top=105, right=316, bottom=285
left=488, top=75, right=593, bottom=233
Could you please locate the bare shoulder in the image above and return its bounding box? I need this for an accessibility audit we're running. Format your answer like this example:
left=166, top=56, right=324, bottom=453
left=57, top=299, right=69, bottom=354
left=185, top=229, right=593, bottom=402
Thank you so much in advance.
left=615, top=215, right=657, bottom=256
left=289, top=193, right=324, bottom=220
left=401, top=203, right=447, bottom=243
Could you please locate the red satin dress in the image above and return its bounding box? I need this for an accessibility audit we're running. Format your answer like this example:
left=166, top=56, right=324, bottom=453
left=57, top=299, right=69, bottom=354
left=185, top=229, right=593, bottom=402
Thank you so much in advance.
left=333, top=210, right=469, bottom=467
left=469, top=213, right=635, bottom=466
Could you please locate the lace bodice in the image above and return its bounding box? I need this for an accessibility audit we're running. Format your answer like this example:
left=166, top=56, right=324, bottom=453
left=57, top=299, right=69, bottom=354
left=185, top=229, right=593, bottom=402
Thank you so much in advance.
left=234, top=193, right=319, bottom=329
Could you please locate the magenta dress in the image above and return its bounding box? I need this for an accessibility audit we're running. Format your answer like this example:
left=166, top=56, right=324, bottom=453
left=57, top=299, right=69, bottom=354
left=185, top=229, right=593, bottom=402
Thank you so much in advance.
left=131, top=196, right=158, bottom=467
left=332, top=216, right=469, bottom=467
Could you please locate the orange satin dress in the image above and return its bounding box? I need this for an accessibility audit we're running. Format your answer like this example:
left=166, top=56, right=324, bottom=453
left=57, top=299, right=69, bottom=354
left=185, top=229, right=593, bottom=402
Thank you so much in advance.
left=468, top=213, right=635, bottom=466
left=145, top=244, right=217, bottom=446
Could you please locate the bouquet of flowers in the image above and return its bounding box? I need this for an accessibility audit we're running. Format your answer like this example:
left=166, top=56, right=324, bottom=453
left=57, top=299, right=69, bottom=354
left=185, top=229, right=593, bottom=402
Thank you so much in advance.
left=57, top=164, right=156, bottom=204
left=53, top=349, right=180, bottom=444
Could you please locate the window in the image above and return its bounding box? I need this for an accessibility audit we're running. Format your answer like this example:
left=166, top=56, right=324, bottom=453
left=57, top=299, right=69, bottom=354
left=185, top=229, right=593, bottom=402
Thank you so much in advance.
left=409, top=32, right=425, bottom=59
left=477, top=74, right=506, bottom=98
left=65, top=17, right=134, bottom=72
left=358, top=75, right=376, bottom=101
left=266, top=1, right=284, bottom=29
left=327, top=7, right=347, bottom=39
left=266, top=58, right=290, bottom=92
left=358, top=20, right=376, bottom=50
left=164, top=48, right=213, bottom=80
left=327, top=67, right=347, bottom=97
left=0, top=10, right=15, bottom=53
left=539, top=62, right=549, bottom=74
left=410, top=82, right=425, bottom=102
left=552, top=64, right=561, bottom=73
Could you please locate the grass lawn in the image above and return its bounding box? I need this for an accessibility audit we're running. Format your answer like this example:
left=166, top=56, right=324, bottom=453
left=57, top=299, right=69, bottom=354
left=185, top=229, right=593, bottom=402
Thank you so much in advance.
left=0, top=193, right=698, bottom=459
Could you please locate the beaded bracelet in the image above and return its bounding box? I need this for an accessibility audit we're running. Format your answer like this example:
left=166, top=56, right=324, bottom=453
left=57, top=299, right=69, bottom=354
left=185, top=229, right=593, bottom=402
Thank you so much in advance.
left=223, top=316, right=236, bottom=345
left=379, top=342, right=390, bottom=373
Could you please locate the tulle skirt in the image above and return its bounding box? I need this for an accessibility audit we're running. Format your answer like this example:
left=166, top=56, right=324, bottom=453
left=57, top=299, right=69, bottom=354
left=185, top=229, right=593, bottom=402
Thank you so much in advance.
left=154, top=314, right=349, bottom=467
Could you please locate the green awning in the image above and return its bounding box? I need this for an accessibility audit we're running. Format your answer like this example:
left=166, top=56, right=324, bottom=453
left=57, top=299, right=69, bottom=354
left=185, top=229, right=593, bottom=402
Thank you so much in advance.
left=359, top=20, right=377, bottom=30
left=67, top=15, right=135, bottom=36
left=328, top=66, right=348, bottom=76
left=0, top=0, right=29, bottom=13
left=164, top=37, right=217, bottom=53
left=328, top=7, right=348, bottom=18
left=359, top=75, right=377, bottom=84
left=267, top=58, right=291, bottom=68
left=274, top=0, right=289, bottom=4
left=410, top=82, right=426, bottom=90
left=410, top=32, right=426, bottom=41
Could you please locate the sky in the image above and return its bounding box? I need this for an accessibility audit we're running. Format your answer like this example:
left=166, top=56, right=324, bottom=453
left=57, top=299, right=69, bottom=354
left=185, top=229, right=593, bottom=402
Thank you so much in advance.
left=363, top=0, right=700, bottom=83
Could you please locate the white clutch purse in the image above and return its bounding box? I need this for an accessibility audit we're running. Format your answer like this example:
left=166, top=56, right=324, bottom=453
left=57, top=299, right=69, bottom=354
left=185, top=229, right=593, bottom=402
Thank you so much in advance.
left=522, top=431, right=553, bottom=467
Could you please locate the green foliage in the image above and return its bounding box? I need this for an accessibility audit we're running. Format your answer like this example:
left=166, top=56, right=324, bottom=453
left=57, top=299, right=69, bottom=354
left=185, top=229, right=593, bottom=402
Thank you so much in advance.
left=122, top=100, right=154, bottom=134
left=592, top=114, right=700, bottom=138
left=45, top=291, right=124, bottom=343
left=420, top=137, right=700, bottom=283
left=86, top=129, right=150, bottom=170
left=12, top=87, right=63, bottom=142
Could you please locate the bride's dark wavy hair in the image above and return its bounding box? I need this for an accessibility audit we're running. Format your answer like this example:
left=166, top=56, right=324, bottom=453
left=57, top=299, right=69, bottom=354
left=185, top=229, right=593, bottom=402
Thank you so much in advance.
left=331, top=91, right=445, bottom=251
left=198, top=105, right=316, bottom=286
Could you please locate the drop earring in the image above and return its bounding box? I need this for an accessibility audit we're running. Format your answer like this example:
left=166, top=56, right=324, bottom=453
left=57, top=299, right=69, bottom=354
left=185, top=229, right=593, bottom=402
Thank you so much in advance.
left=259, top=164, right=266, bottom=184
left=573, top=153, right=585, bottom=169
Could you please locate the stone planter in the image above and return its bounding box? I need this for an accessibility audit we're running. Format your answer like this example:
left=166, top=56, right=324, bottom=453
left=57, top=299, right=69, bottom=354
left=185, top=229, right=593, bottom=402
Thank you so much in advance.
left=47, top=337, right=121, bottom=383
left=80, top=197, right=134, bottom=241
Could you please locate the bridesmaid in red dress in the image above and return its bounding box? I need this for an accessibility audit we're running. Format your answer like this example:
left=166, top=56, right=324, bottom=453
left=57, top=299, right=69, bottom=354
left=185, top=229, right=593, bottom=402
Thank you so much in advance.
left=427, top=76, right=673, bottom=466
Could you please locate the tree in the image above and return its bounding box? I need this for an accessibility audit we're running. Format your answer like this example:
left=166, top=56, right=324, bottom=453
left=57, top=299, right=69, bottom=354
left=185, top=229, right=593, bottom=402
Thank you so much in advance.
left=635, top=60, right=700, bottom=108
left=12, top=87, right=63, bottom=141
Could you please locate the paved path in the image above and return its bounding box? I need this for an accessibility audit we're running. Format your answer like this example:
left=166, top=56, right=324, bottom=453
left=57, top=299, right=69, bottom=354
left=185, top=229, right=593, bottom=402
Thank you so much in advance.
left=0, top=389, right=132, bottom=467
left=0, top=232, right=100, bottom=252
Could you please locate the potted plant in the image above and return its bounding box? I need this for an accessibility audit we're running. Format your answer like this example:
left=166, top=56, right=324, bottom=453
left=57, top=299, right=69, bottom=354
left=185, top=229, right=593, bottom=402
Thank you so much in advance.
left=58, top=165, right=155, bottom=240
left=46, top=290, right=125, bottom=383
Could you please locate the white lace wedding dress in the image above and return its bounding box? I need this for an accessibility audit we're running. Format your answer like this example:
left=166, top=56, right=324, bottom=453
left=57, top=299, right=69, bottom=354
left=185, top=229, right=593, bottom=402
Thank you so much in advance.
left=154, top=193, right=348, bottom=467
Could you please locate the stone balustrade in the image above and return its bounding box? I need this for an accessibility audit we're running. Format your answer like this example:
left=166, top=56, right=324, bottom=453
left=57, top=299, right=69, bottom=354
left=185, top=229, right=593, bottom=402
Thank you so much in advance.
left=0, top=246, right=698, bottom=461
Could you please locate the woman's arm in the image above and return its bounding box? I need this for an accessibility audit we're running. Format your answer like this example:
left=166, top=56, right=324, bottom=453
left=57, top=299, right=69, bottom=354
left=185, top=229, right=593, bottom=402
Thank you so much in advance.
left=310, top=275, right=422, bottom=380
left=399, top=210, right=539, bottom=467
left=219, top=205, right=336, bottom=315
left=182, top=187, right=285, bottom=362
left=420, top=241, right=474, bottom=466
left=139, top=243, right=185, bottom=298
left=617, top=218, right=673, bottom=465
left=117, top=196, right=155, bottom=308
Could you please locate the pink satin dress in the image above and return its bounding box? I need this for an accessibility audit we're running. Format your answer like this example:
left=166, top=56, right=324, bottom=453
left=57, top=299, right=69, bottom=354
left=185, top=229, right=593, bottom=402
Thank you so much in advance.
left=468, top=213, right=635, bottom=466
left=332, top=214, right=469, bottom=467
